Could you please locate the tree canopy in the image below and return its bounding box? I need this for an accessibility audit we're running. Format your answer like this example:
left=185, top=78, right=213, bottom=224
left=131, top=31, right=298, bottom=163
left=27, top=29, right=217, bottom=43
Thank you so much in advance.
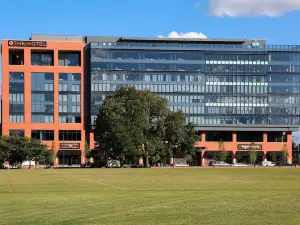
left=94, top=86, right=197, bottom=167
left=0, top=135, right=50, bottom=167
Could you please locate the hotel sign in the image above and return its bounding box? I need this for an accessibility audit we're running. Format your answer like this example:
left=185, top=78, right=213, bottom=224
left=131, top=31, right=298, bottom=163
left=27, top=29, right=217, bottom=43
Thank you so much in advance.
left=60, top=143, right=80, bottom=149
left=8, top=40, right=47, bottom=48
left=238, top=144, right=262, bottom=151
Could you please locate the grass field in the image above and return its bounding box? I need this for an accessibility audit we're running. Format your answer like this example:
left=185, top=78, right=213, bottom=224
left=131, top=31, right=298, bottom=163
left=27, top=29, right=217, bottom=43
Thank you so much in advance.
left=1, top=168, right=300, bottom=225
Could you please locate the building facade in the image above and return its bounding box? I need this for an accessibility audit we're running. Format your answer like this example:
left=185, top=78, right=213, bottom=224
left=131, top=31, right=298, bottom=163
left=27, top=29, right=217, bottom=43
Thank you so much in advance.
left=1, top=38, right=86, bottom=166
left=1, top=35, right=300, bottom=166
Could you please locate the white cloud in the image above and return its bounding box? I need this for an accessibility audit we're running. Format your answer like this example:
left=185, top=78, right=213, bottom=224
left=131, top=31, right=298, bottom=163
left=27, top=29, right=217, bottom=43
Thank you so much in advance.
left=195, top=2, right=201, bottom=8
left=158, top=31, right=207, bottom=39
left=208, top=0, right=300, bottom=17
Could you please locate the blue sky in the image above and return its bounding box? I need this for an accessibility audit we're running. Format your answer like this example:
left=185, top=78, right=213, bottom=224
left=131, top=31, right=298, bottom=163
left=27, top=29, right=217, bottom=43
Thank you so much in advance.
left=1, top=0, right=300, bottom=80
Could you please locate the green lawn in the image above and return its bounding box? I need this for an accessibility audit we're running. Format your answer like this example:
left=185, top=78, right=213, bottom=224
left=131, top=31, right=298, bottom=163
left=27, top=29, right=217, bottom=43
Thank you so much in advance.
left=1, top=168, right=300, bottom=225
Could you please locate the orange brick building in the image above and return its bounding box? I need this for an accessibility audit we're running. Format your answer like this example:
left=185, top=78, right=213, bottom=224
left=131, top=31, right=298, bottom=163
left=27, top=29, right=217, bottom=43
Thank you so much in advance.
left=1, top=37, right=86, bottom=166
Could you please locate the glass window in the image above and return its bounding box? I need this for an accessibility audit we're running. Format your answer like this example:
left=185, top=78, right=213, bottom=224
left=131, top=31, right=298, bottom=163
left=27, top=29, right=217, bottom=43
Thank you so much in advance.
left=59, top=130, right=81, bottom=141
left=31, top=130, right=54, bottom=141
left=31, top=51, right=54, bottom=66
left=58, top=52, right=81, bottom=66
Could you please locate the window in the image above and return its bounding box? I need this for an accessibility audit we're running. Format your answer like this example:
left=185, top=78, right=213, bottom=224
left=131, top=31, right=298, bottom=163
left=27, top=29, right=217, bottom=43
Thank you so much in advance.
left=9, top=49, right=24, bottom=65
left=59, top=84, right=68, bottom=91
left=9, top=72, right=24, bottom=81
left=9, top=130, right=24, bottom=136
left=268, top=132, right=287, bottom=142
left=72, top=84, right=80, bottom=92
left=10, top=115, right=24, bottom=123
left=31, top=130, right=54, bottom=141
left=59, top=130, right=81, bottom=141
left=31, top=51, right=54, bottom=66
left=237, top=132, right=263, bottom=142
left=58, top=51, right=81, bottom=66
left=31, top=73, right=54, bottom=123
left=206, top=131, right=233, bottom=142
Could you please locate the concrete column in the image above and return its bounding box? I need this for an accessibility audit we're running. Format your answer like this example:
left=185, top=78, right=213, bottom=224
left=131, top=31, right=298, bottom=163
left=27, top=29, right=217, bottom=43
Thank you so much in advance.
left=287, top=132, right=293, bottom=164
left=232, top=158, right=236, bottom=164
left=81, top=155, right=85, bottom=165
left=170, top=158, right=174, bottom=165
left=201, top=132, right=206, bottom=143
left=232, top=132, right=237, bottom=143
left=54, top=155, right=59, bottom=166
left=232, top=151, right=237, bottom=164
left=201, top=151, right=206, bottom=167
left=263, top=153, right=267, bottom=162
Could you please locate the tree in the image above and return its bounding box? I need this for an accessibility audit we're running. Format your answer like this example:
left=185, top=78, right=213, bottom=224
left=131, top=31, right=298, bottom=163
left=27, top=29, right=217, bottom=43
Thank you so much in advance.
left=236, top=152, right=243, bottom=163
left=270, top=152, right=277, bottom=162
left=184, top=154, right=193, bottom=165
left=281, top=144, right=289, bottom=163
left=84, top=141, right=91, bottom=166
left=0, top=136, right=10, bottom=167
left=94, top=86, right=191, bottom=168
left=6, top=136, right=30, bottom=164
left=218, top=141, right=228, bottom=162
left=249, top=142, right=258, bottom=165
left=212, top=152, right=218, bottom=161
left=163, top=111, right=186, bottom=162
left=180, top=122, right=198, bottom=158
left=0, top=136, right=49, bottom=168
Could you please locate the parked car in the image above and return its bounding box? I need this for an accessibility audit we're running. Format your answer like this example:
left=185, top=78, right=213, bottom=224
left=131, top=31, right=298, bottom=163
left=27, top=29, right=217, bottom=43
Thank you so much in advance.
left=276, top=162, right=293, bottom=167
left=211, top=161, right=230, bottom=167
left=231, top=163, right=249, bottom=167
left=261, top=161, right=276, bottom=167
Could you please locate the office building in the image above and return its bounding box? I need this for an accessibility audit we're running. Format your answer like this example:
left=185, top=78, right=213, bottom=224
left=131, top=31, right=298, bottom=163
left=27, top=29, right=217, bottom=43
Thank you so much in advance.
left=1, top=34, right=300, bottom=166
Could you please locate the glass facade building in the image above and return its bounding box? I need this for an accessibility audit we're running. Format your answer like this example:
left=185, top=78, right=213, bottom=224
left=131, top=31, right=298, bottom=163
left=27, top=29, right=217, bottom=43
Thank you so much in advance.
left=88, top=39, right=300, bottom=127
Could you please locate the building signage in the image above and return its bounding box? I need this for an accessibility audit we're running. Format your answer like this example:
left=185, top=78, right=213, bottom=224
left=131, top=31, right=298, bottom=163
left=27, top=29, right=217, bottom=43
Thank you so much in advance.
left=251, top=40, right=260, bottom=48
left=60, top=143, right=80, bottom=149
left=8, top=40, right=47, bottom=48
left=238, top=144, right=262, bottom=151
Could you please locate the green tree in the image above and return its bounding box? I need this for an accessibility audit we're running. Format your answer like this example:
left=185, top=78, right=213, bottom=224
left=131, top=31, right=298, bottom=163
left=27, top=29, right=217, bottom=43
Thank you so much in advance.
left=270, top=152, right=277, bottom=162
left=281, top=144, right=289, bottom=163
left=180, top=122, right=198, bottom=158
left=95, top=86, right=191, bottom=168
left=0, top=136, right=10, bottom=167
left=0, top=136, right=49, bottom=167
left=235, top=152, right=243, bottom=163
left=218, top=141, right=228, bottom=162
left=219, top=151, right=228, bottom=162
left=184, top=154, right=193, bottom=165
left=212, top=152, right=218, bottom=161
left=6, top=136, right=30, bottom=164
left=84, top=141, right=91, bottom=166
left=163, top=111, right=186, bottom=162
left=25, top=138, right=48, bottom=168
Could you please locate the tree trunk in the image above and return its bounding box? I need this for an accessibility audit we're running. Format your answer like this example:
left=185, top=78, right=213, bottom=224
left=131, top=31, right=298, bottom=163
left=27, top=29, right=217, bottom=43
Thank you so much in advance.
left=145, top=156, right=150, bottom=168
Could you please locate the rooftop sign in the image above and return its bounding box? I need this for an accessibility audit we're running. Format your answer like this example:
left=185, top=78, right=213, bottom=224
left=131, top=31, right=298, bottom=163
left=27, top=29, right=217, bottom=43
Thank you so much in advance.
left=8, top=40, right=47, bottom=48
left=251, top=40, right=260, bottom=48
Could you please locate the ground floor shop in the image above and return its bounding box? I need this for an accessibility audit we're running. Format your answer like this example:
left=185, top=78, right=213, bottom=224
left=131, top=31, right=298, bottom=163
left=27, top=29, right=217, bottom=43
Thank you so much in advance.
left=195, top=129, right=293, bottom=166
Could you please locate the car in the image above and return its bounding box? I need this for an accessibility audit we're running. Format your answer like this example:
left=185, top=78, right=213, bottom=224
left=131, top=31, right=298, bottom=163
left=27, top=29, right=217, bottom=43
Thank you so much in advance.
left=261, top=161, right=276, bottom=167
left=211, top=161, right=230, bottom=167
left=231, top=163, right=249, bottom=167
